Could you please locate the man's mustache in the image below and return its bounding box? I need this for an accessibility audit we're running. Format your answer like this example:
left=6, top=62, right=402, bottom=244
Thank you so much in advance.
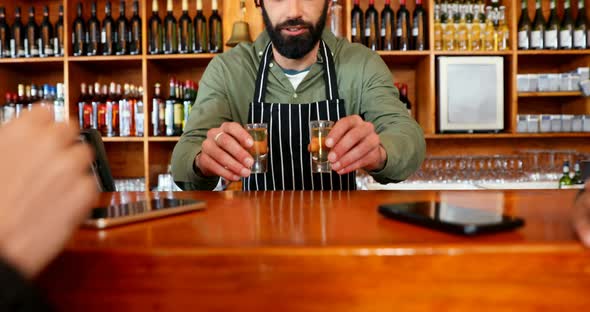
left=276, top=18, right=314, bottom=30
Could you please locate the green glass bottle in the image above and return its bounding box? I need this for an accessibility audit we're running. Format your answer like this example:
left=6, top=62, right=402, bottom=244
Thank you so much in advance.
left=559, top=161, right=573, bottom=189
left=574, top=0, right=587, bottom=49
left=518, top=0, right=531, bottom=50
left=559, top=0, right=574, bottom=49
left=531, top=0, right=544, bottom=49
left=545, top=0, right=560, bottom=50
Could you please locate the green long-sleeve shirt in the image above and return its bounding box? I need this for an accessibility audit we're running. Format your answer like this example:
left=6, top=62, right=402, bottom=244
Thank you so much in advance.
left=171, top=29, right=426, bottom=190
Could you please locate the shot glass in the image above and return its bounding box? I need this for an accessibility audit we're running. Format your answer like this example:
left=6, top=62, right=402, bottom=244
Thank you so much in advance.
left=309, top=120, right=334, bottom=173
left=246, top=123, right=268, bottom=174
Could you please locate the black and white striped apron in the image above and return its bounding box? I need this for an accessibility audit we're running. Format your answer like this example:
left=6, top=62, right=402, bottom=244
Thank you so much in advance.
left=243, top=40, right=356, bottom=191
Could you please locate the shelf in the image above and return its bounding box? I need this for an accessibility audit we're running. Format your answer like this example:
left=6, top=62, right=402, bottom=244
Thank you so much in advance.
left=434, top=50, right=513, bottom=56
left=377, top=51, right=430, bottom=56
left=69, top=55, right=143, bottom=62
left=517, top=50, right=590, bottom=56
left=425, top=133, right=590, bottom=139
left=102, top=137, right=145, bottom=143
left=146, top=54, right=217, bottom=60
left=148, top=137, right=181, bottom=142
left=518, top=92, right=583, bottom=97
left=0, top=57, right=64, bottom=64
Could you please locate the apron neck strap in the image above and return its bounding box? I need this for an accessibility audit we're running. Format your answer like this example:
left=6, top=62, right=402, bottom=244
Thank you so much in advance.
left=252, top=40, right=339, bottom=103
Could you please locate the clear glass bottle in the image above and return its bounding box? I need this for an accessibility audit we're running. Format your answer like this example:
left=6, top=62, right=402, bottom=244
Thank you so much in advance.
left=330, top=0, right=342, bottom=37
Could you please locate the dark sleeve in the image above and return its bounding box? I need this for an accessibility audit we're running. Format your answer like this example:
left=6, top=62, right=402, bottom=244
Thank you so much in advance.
left=0, top=259, right=54, bottom=312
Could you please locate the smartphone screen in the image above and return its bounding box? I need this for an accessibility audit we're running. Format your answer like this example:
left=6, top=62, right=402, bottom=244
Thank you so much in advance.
left=378, top=202, right=524, bottom=235
left=90, top=199, right=202, bottom=219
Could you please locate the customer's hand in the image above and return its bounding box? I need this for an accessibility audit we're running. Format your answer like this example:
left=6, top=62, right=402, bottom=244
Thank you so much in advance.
left=573, top=181, right=590, bottom=247
left=196, top=122, right=254, bottom=182
left=0, top=108, right=98, bottom=278
left=326, top=115, right=387, bottom=175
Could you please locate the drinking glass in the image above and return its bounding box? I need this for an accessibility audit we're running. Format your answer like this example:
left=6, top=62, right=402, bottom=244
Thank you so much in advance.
left=309, top=120, right=334, bottom=173
left=246, top=123, right=268, bottom=174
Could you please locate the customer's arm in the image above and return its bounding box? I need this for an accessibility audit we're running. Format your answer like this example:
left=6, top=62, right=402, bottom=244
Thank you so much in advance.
left=0, top=109, right=98, bottom=310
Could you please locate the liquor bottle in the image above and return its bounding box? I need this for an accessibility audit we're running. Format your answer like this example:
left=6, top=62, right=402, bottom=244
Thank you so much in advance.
left=30, top=84, right=38, bottom=109
left=530, top=0, right=544, bottom=49
left=209, top=0, right=223, bottom=53
left=106, top=82, right=119, bottom=137
left=434, top=5, right=443, bottom=51
left=397, top=0, right=410, bottom=51
left=119, top=83, right=131, bottom=136
left=465, top=0, right=475, bottom=24
left=40, top=6, right=53, bottom=57
left=174, top=81, right=184, bottom=135
left=78, top=83, right=88, bottom=128
left=574, top=0, right=587, bottom=49
left=115, top=0, right=129, bottom=55
left=72, top=3, right=86, bottom=56
left=560, top=0, right=574, bottom=49
left=545, top=0, right=559, bottom=50
left=456, top=5, right=468, bottom=51
left=130, top=0, right=141, bottom=55
left=364, top=0, right=379, bottom=50
left=25, top=7, right=40, bottom=57
left=54, top=83, right=64, bottom=122
left=183, top=81, right=193, bottom=131
left=193, top=0, right=208, bottom=53
left=152, top=83, right=162, bottom=136
left=483, top=6, right=496, bottom=51
left=497, top=6, right=509, bottom=51
left=135, top=86, right=144, bottom=137
left=102, top=1, right=116, bottom=56
left=440, top=0, right=448, bottom=23
left=559, top=161, right=573, bottom=188
left=477, top=0, right=486, bottom=24
left=330, top=0, right=343, bottom=38
left=92, top=83, right=101, bottom=129
left=573, top=162, right=583, bottom=185
left=470, top=4, right=482, bottom=51
left=148, top=0, right=163, bottom=54
left=54, top=5, right=64, bottom=57
left=179, top=0, right=193, bottom=54
left=11, top=7, right=25, bottom=58
left=15, top=84, right=25, bottom=118
left=443, top=5, right=455, bottom=50
left=380, top=0, right=394, bottom=51
left=3, top=93, right=15, bottom=124
left=351, top=0, right=364, bottom=44
left=98, top=84, right=108, bottom=136
left=128, top=85, right=136, bottom=136
left=87, top=2, right=101, bottom=56
left=517, top=0, right=531, bottom=50
left=164, top=0, right=177, bottom=54
left=412, top=0, right=426, bottom=50
left=0, top=7, right=8, bottom=58
left=165, top=78, right=176, bottom=136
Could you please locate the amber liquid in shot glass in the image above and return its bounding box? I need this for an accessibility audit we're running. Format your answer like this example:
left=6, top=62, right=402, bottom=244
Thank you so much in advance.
left=310, top=120, right=333, bottom=173
left=246, top=123, right=268, bottom=174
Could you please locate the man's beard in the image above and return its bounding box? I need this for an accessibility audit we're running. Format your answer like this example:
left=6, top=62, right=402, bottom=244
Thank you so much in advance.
left=261, top=1, right=329, bottom=60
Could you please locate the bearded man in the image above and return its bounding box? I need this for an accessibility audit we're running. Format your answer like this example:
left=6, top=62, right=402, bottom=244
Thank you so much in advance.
left=171, top=0, right=425, bottom=191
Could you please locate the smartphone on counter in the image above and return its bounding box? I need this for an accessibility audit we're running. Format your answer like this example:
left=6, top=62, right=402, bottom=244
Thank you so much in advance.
left=378, top=201, right=524, bottom=236
left=84, top=198, right=206, bottom=229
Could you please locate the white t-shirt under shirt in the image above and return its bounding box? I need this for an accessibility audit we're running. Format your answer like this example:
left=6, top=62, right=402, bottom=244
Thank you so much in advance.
left=283, top=68, right=310, bottom=91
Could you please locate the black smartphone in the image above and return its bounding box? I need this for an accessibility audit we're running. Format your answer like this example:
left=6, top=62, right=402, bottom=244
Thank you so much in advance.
left=84, top=199, right=206, bottom=229
left=378, top=202, right=525, bottom=236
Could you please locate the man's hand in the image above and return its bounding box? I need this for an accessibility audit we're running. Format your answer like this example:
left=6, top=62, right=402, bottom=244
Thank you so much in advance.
left=325, top=115, right=387, bottom=175
left=573, top=181, right=590, bottom=247
left=196, top=122, right=254, bottom=182
left=0, top=109, right=98, bottom=278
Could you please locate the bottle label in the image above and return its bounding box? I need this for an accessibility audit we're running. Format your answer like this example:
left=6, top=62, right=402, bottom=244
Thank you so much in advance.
left=165, top=102, right=174, bottom=135
left=560, top=30, right=572, bottom=48
left=101, top=31, right=106, bottom=44
left=24, top=39, right=28, bottom=54
left=544, top=30, right=558, bottom=48
left=531, top=30, right=542, bottom=48
left=518, top=30, right=529, bottom=49
left=174, top=104, right=183, bottom=125
left=365, top=27, right=371, bottom=37
left=412, top=27, right=419, bottom=36
left=352, top=27, right=357, bottom=36
left=396, top=28, right=402, bottom=36
left=574, top=30, right=586, bottom=48
left=10, top=39, right=15, bottom=57
left=381, top=27, right=386, bottom=37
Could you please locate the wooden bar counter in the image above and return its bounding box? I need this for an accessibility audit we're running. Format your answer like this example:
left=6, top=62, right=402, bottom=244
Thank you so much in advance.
left=38, top=190, right=590, bottom=311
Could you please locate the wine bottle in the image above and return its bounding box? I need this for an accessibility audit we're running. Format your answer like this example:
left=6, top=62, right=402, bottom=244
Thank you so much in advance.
left=545, top=0, right=560, bottom=50
left=364, top=0, right=379, bottom=50
left=209, top=0, right=223, bottom=53
left=531, top=0, right=545, bottom=49
left=397, top=0, right=410, bottom=51
left=517, top=0, right=531, bottom=50
left=351, top=0, right=364, bottom=44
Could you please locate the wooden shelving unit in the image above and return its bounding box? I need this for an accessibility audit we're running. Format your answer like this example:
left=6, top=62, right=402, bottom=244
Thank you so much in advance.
left=518, top=91, right=584, bottom=97
left=1, top=0, right=589, bottom=190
